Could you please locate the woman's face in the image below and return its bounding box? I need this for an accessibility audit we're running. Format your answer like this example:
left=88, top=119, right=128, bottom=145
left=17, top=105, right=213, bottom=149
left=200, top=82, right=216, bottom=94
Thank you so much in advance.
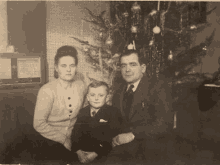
left=55, top=55, right=77, bottom=81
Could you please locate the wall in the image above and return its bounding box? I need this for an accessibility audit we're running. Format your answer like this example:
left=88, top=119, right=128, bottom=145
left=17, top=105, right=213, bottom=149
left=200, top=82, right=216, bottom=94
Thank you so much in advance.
left=46, top=1, right=110, bottom=85
left=0, top=1, right=7, bottom=52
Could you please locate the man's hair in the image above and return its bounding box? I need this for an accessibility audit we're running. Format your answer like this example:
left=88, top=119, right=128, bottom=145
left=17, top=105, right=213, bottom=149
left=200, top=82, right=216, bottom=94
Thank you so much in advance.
left=87, top=80, right=109, bottom=94
left=119, top=49, right=146, bottom=65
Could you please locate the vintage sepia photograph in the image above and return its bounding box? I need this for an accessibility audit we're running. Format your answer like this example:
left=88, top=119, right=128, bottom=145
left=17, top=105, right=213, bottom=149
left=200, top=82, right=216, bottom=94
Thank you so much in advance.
left=0, top=1, right=220, bottom=164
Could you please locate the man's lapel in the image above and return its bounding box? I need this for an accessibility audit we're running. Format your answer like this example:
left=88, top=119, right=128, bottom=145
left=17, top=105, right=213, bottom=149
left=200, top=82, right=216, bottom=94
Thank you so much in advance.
left=129, top=75, right=149, bottom=120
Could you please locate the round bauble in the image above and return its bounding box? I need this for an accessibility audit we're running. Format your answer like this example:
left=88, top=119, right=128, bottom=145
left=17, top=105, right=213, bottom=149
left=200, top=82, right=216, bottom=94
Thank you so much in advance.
left=153, top=26, right=161, bottom=34
left=131, top=26, right=138, bottom=33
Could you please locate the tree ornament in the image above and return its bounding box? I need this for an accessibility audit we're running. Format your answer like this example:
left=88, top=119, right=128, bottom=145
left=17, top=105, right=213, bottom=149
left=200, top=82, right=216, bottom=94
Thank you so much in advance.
left=131, top=26, right=138, bottom=33
left=128, top=43, right=134, bottom=50
left=133, top=40, right=136, bottom=50
left=112, top=53, right=120, bottom=58
left=91, top=50, right=97, bottom=56
left=153, top=26, right=161, bottom=34
left=131, top=2, right=141, bottom=13
left=149, top=40, right=154, bottom=46
left=122, top=11, right=129, bottom=18
left=168, top=50, right=173, bottom=60
left=149, top=10, right=157, bottom=16
left=99, top=32, right=103, bottom=38
left=190, top=25, right=197, bottom=30
left=107, top=59, right=113, bottom=65
left=175, top=71, right=179, bottom=76
left=157, top=1, right=160, bottom=11
left=83, top=46, right=89, bottom=52
left=105, top=34, right=113, bottom=45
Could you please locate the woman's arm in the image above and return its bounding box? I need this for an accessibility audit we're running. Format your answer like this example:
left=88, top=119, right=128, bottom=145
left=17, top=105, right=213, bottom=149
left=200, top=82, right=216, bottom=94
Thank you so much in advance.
left=33, top=86, right=67, bottom=144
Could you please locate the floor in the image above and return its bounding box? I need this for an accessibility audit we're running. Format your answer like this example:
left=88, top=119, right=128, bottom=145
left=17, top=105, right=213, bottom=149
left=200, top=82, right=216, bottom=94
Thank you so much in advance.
left=4, top=132, right=220, bottom=165
left=2, top=108, right=220, bottom=165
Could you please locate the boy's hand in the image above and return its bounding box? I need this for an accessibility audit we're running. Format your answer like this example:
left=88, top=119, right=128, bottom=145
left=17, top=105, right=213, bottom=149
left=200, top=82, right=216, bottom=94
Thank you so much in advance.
left=76, top=150, right=98, bottom=163
left=76, top=150, right=89, bottom=163
left=84, top=151, right=98, bottom=162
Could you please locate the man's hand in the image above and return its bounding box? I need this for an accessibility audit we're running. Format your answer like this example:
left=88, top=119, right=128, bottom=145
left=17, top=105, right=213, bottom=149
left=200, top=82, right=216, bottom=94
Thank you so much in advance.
left=112, top=132, right=135, bottom=147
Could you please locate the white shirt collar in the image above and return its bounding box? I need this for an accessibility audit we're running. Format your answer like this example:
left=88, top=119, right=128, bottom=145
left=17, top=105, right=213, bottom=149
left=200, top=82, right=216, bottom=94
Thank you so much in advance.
left=127, top=78, right=141, bottom=92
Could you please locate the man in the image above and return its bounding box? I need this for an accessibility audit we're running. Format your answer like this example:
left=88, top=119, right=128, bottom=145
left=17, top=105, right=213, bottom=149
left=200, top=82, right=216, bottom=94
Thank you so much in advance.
left=105, top=50, right=174, bottom=164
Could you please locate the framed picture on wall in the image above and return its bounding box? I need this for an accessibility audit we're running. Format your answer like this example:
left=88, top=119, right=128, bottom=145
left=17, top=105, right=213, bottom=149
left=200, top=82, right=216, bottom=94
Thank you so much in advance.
left=0, top=53, right=46, bottom=89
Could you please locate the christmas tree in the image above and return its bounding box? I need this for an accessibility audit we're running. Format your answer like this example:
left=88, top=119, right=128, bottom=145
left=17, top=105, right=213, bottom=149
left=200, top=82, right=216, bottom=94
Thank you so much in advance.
left=71, top=1, right=216, bottom=106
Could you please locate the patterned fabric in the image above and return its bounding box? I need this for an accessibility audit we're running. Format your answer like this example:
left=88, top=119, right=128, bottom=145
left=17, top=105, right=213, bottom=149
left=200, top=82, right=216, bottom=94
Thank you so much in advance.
left=92, top=111, right=96, bottom=117
left=123, top=84, right=134, bottom=120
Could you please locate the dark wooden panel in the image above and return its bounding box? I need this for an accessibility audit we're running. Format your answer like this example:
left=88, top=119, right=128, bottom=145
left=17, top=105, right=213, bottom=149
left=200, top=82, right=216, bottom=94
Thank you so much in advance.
left=0, top=88, right=40, bottom=157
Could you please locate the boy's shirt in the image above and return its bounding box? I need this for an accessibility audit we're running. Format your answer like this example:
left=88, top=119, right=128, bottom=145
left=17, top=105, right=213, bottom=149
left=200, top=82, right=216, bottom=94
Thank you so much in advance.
left=71, top=104, right=122, bottom=155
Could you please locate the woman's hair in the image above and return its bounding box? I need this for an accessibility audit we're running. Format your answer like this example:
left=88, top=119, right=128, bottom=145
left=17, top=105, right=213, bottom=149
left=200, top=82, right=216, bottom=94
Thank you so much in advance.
left=54, top=45, right=78, bottom=66
left=88, top=80, right=109, bottom=94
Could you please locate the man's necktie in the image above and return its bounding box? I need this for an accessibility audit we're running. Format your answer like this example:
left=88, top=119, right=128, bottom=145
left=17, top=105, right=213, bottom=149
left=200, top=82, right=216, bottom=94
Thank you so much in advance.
left=92, top=111, right=96, bottom=117
left=123, top=84, right=134, bottom=120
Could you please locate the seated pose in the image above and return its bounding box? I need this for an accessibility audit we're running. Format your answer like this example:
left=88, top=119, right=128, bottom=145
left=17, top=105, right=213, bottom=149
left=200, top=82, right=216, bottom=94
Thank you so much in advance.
left=33, top=45, right=86, bottom=163
left=105, top=49, right=174, bottom=164
left=71, top=81, right=122, bottom=164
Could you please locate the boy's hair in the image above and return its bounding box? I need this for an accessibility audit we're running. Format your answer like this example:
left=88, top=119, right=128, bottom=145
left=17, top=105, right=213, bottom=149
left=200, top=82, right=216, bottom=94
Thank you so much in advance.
left=87, top=80, right=109, bottom=94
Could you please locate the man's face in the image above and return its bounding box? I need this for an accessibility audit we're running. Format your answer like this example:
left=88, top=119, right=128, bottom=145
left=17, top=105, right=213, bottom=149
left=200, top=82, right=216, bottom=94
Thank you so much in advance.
left=87, top=86, right=108, bottom=109
left=120, top=53, right=146, bottom=84
left=55, top=56, right=77, bottom=81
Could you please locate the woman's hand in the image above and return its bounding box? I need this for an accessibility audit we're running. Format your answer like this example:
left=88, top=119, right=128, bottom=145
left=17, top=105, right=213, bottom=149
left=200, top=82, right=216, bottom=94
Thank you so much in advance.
left=64, top=139, right=71, bottom=150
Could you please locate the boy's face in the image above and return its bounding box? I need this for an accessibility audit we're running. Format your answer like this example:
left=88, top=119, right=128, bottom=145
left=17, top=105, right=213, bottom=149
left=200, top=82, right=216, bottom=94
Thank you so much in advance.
left=87, top=86, right=108, bottom=109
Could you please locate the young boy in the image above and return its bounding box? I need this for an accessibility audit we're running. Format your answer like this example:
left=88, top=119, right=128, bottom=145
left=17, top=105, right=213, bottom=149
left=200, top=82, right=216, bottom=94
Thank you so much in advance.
left=71, top=81, right=122, bottom=164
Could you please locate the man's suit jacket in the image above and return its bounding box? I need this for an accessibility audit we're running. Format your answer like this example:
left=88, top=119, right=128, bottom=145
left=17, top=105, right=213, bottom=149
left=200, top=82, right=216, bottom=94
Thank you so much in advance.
left=71, top=104, right=122, bottom=155
left=112, top=74, right=174, bottom=140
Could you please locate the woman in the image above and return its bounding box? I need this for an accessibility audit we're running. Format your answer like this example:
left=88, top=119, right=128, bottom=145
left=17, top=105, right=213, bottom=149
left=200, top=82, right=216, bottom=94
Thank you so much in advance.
left=33, top=45, right=87, bottom=163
